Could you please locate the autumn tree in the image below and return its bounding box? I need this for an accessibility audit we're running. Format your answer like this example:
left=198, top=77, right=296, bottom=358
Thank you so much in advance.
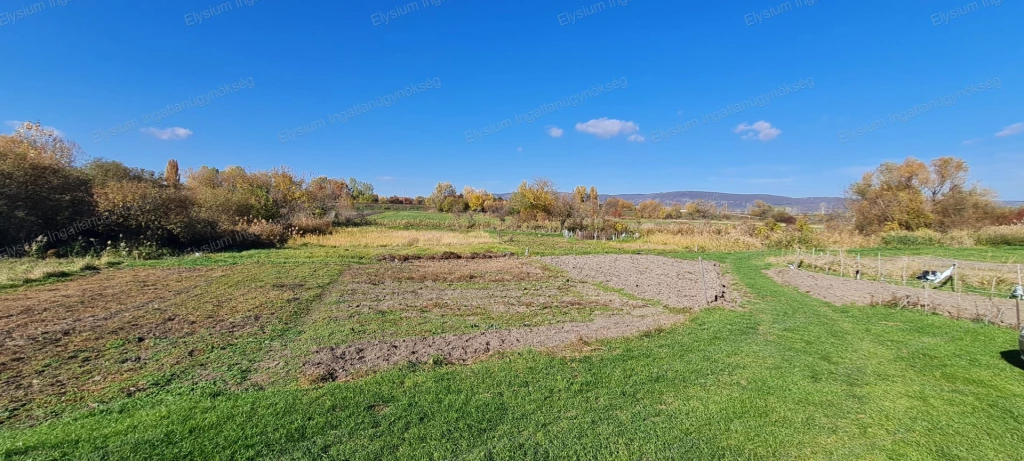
left=636, top=200, right=664, bottom=219
left=685, top=200, right=717, bottom=220
left=427, top=181, right=461, bottom=212
left=462, top=186, right=494, bottom=212
left=662, top=203, right=684, bottom=219
left=307, top=176, right=351, bottom=217
left=83, top=159, right=159, bottom=187
left=552, top=193, right=582, bottom=230
left=847, top=156, right=998, bottom=234
left=165, top=159, right=180, bottom=188
left=749, top=200, right=774, bottom=219
left=572, top=186, right=588, bottom=204
left=347, top=177, right=377, bottom=203
left=508, top=177, right=557, bottom=221
left=0, top=126, right=93, bottom=251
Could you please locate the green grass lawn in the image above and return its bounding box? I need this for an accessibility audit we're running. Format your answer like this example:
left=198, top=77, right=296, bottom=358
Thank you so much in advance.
left=367, top=210, right=455, bottom=223
left=2, top=235, right=1024, bottom=459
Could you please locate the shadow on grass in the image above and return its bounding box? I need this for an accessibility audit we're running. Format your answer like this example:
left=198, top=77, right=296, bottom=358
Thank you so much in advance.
left=999, top=350, right=1024, bottom=371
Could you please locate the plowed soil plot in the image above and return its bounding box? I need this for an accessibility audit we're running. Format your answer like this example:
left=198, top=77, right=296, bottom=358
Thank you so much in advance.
left=306, top=313, right=680, bottom=381
left=767, top=268, right=1021, bottom=327
left=303, top=257, right=690, bottom=380
left=541, top=255, right=730, bottom=308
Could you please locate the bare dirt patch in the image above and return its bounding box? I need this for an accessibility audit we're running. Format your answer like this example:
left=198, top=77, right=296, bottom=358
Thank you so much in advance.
left=329, top=258, right=647, bottom=316
left=767, top=268, right=1021, bottom=327
left=375, top=251, right=515, bottom=263
left=349, top=257, right=547, bottom=284
left=304, top=311, right=683, bottom=381
left=541, top=255, right=731, bottom=309
left=301, top=255, right=728, bottom=380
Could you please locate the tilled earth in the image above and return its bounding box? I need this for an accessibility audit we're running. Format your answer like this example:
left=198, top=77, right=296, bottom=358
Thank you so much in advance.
left=305, top=311, right=681, bottom=381
left=541, top=254, right=731, bottom=308
left=305, top=255, right=729, bottom=381
left=768, top=267, right=1021, bottom=327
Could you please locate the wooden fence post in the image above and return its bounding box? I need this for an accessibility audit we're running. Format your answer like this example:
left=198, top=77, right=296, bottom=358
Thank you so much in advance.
left=699, top=257, right=710, bottom=307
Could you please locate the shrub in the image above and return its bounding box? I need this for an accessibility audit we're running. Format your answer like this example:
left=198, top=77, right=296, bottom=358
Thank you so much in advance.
left=769, top=209, right=797, bottom=225
left=234, top=219, right=291, bottom=249
left=0, top=138, right=95, bottom=250
left=975, top=225, right=1024, bottom=246
left=94, top=181, right=219, bottom=249
left=880, top=229, right=941, bottom=248
left=290, top=217, right=333, bottom=236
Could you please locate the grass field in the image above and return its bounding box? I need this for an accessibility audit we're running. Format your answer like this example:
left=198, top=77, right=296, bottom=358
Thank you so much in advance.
left=2, top=224, right=1024, bottom=459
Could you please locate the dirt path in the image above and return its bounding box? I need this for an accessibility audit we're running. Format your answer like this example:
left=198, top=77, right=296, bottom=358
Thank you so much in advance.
left=304, top=310, right=683, bottom=381
left=767, top=268, right=1021, bottom=327
left=541, top=255, right=730, bottom=308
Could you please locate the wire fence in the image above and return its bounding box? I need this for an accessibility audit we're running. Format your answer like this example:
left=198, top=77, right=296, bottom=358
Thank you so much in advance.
left=770, top=249, right=1024, bottom=328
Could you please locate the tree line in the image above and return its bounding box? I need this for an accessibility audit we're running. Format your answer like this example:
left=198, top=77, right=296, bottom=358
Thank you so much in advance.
left=0, top=122, right=368, bottom=258
left=2, top=122, right=1019, bottom=259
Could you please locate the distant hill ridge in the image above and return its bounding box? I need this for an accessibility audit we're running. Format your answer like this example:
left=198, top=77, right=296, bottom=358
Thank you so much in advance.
left=495, top=191, right=846, bottom=214
left=494, top=191, right=1021, bottom=214
left=601, top=191, right=845, bottom=214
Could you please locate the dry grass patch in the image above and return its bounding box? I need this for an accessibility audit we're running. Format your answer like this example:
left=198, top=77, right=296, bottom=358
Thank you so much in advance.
left=0, top=267, right=225, bottom=424
left=0, top=257, right=122, bottom=289
left=346, top=257, right=548, bottom=283
left=293, top=227, right=495, bottom=248
left=0, top=263, right=345, bottom=427
left=625, top=232, right=763, bottom=252
left=291, top=258, right=654, bottom=356
left=330, top=259, right=643, bottom=316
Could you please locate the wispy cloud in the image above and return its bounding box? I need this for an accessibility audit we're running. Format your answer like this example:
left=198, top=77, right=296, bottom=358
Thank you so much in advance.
left=961, top=138, right=984, bottom=146
left=734, top=121, right=781, bottom=141
left=141, top=127, right=193, bottom=140
left=575, top=118, right=640, bottom=139
left=546, top=126, right=564, bottom=138
left=995, top=122, right=1024, bottom=138
left=627, top=133, right=645, bottom=143
left=377, top=176, right=395, bottom=181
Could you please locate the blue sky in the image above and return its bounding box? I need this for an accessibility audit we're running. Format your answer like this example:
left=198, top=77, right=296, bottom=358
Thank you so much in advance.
left=2, top=0, right=1021, bottom=199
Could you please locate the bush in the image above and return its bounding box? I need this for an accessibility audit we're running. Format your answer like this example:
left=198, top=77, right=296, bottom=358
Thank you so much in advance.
left=769, top=209, right=797, bottom=225
left=94, top=181, right=219, bottom=249
left=234, top=220, right=291, bottom=249
left=881, top=230, right=941, bottom=248
left=976, top=225, right=1024, bottom=246
left=290, top=217, right=333, bottom=236
left=0, top=141, right=95, bottom=250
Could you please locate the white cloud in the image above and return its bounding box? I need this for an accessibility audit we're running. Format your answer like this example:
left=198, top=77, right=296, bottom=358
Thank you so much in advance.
left=141, top=127, right=193, bottom=140
left=5, top=120, right=64, bottom=136
left=961, top=138, right=984, bottom=146
left=733, top=121, right=781, bottom=142
left=995, top=122, right=1024, bottom=138
left=546, top=126, right=564, bottom=138
left=627, top=133, right=645, bottom=143
left=377, top=176, right=395, bottom=181
left=575, top=118, right=640, bottom=139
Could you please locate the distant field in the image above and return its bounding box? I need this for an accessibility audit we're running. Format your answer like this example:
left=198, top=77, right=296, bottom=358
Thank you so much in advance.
left=367, top=210, right=456, bottom=223
left=2, top=228, right=1024, bottom=459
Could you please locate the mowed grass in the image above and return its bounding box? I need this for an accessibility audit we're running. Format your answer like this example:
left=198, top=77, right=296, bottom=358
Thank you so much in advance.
left=1, top=233, right=1024, bottom=458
